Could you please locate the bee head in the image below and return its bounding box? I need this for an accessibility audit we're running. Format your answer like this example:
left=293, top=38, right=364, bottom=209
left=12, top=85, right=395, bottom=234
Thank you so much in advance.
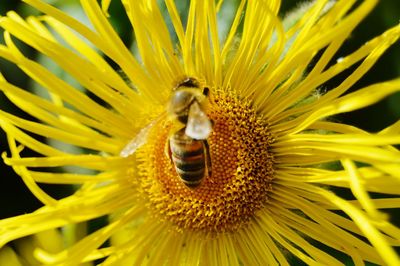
left=175, top=77, right=199, bottom=89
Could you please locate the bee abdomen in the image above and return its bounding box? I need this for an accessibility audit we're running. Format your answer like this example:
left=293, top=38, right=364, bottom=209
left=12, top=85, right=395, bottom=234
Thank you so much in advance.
left=170, top=144, right=204, bottom=157
left=171, top=150, right=205, bottom=185
left=173, top=154, right=204, bottom=171
left=170, top=137, right=206, bottom=187
left=175, top=167, right=205, bottom=187
left=168, top=127, right=208, bottom=188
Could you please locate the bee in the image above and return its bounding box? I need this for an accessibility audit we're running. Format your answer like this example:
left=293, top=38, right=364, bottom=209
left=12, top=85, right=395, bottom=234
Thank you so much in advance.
left=166, top=78, right=212, bottom=188
left=120, top=77, right=213, bottom=188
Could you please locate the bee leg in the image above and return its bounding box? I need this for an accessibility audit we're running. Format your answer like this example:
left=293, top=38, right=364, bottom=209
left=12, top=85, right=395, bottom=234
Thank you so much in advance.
left=210, top=119, right=215, bottom=128
left=165, top=138, right=172, bottom=161
left=204, top=140, right=213, bottom=182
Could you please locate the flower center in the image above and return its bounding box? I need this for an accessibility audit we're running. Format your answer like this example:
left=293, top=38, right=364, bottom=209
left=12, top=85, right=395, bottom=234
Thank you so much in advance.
left=135, top=91, right=275, bottom=232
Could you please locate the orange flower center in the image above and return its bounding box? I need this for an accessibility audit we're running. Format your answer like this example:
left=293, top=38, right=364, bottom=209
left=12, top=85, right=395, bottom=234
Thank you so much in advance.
left=135, top=91, right=275, bottom=232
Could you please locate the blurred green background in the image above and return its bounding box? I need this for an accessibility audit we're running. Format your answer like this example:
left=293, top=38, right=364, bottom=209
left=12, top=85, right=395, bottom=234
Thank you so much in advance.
left=0, top=0, right=399, bottom=257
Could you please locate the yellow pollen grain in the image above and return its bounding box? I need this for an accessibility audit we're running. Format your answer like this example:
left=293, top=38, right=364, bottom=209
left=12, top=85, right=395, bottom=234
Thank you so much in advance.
left=135, top=91, right=275, bottom=232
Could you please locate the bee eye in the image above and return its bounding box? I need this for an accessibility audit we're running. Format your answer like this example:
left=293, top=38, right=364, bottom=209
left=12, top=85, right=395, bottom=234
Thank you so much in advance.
left=203, top=87, right=209, bottom=96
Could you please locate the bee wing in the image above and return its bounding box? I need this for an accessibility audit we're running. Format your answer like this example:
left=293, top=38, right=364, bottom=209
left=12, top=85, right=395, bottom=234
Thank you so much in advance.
left=120, top=117, right=162, bottom=157
left=185, top=101, right=212, bottom=140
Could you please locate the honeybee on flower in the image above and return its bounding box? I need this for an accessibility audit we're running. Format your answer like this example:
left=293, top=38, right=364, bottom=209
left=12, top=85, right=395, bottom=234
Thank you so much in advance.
left=0, top=0, right=399, bottom=265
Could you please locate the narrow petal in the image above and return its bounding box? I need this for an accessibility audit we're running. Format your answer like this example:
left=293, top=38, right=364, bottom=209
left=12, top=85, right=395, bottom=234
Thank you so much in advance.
left=276, top=133, right=400, bottom=146
left=3, top=153, right=128, bottom=171
left=270, top=23, right=400, bottom=123
left=0, top=110, right=120, bottom=154
left=274, top=79, right=400, bottom=135
left=29, top=170, right=126, bottom=184
left=274, top=142, right=400, bottom=165
left=320, top=189, right=400, bottom=265
left=22, top=0, right=159, bottom=104
left=6, top=135, right=57, bottom=206
left=0, top=77, right=129, bottom=139
left=342, top=159, right=385, bottom=220
left=37, top=205, right=145, bottom=265
left=120, top=0, right=183, bottom=88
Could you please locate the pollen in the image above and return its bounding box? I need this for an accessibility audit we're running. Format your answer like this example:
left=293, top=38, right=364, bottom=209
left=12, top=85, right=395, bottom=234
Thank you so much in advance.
left=135, top=91, right=275, bottom=232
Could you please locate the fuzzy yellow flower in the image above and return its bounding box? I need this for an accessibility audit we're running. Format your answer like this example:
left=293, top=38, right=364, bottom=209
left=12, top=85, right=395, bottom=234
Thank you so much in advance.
left=0, top=0, right=400, bottom=265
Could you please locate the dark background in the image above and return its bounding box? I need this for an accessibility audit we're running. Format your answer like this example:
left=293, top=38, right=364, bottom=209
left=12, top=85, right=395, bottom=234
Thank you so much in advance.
left=0, top=0, right=399, bottom=228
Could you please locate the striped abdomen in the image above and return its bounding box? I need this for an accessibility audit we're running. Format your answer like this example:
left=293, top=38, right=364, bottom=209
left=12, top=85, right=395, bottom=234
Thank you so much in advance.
left=169, top=129, right=206, bottom=188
